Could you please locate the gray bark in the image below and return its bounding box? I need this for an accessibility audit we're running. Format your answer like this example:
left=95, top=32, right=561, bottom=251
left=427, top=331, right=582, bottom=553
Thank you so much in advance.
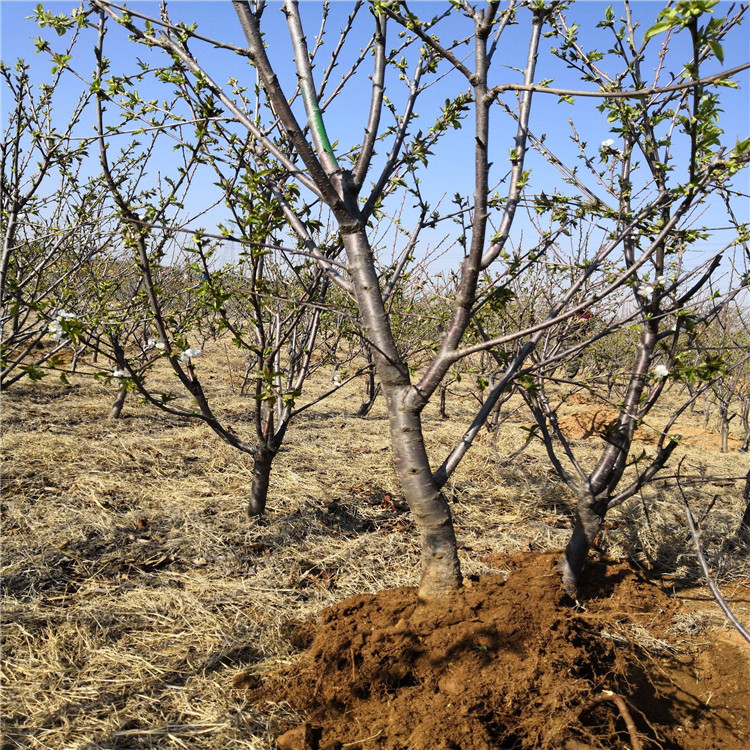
left=344, top=229, right=462, bottom=599
left=109, top=388, right=127, bottom=420
left=559, top=495, right=604, bottom=598
left=248, top=445, right=275, bottom=517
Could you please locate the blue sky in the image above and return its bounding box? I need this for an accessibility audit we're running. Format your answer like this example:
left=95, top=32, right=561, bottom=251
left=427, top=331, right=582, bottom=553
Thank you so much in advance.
left=2, top=1, right=748, bottom=270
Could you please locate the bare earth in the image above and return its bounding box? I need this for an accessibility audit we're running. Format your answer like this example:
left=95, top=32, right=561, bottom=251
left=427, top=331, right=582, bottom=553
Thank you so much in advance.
left=265, top=553, right=750, bottom=750
left=2, top=359, right=749, bottom=749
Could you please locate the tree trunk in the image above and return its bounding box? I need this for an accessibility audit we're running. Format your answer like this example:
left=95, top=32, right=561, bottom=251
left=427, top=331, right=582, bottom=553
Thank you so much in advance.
left=386, top=388, right=462, bottom=599
left=740, top=469, right=750, bottom=539
left=354, top=369, right=380, bottom=418
left=720, top=418, right=729, bottom=453
left=439, top=383, right=449, bottom=420
left=248, top=445, right=275, bottom=517
left=559, top=494, right=604, bottom=598
left=718, top=401, right=730, bottom=453
left=739, top=401, right=749, bottom=452
left=342, top=229, right=463, bottom=599
left=109, top=388, right=127, bottom=419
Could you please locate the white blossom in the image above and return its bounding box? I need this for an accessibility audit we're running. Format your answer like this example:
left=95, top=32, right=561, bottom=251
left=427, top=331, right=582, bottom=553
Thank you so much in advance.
left=146, top=336, right=167, bottom=352
left=331, top=367, right=342, bottom=387
left=56, top=310, right=76, bottom=320
left=601, top=139, right=615, bottom=148
left=48, top=320, right=65, bottom=342
left=146, top=337, right=167, bottom=351
left=179, top=348, right=202, bottom=364
left=652, top=364, right=670, bottom=378
left=655, top=275, right=667, bottom=287
left=112, top=369, right=128, bottom=378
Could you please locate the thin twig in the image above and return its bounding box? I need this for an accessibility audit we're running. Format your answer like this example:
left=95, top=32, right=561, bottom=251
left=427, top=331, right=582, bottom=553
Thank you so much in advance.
left=684, top=504, right=750, bottom=645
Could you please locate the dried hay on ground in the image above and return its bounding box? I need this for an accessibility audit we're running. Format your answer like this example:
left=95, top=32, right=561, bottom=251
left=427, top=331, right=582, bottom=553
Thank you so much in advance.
left=2, top=356, right=749, bottom=749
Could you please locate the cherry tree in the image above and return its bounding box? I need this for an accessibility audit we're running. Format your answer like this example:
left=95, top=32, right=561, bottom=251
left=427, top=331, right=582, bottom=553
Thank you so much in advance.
left=1, top=46, right=103, bottom=388
left=525, top=1, right=749, bottom=595
left=76, top=0, right=749, bottom=599
left=20, top=0, right=746, bottom=598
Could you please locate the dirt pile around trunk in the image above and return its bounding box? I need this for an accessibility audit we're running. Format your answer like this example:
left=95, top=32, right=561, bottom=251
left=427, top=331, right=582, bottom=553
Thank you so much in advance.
left=250, top=552, right=749, bottom=750
left=553, top=407, right=743, bottom=449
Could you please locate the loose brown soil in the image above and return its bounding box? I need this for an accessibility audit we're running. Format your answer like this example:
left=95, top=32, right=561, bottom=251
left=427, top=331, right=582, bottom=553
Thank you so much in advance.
left=256, top=553, right=750, bottom=750
left=550, top=407, right=744, bottom=450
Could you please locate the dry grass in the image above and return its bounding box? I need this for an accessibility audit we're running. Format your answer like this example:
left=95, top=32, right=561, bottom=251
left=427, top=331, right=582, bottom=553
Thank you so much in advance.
left=2, top=347, right=749, bottom=748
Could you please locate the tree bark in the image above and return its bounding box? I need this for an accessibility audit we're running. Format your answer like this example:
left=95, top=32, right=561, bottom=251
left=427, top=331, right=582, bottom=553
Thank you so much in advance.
left=109, top=388, right=127, bottom=420
left=558, top=329, right=658, bottom=595
left=718, top=399, right=732, bottom=453
left=248, top=444, right=275, bottom=517
left=740, top=469, right=750, bottom=539
left=559, top=494, right=604, bottom=598
left=343, top=228, right=462, bottom=599
left=386, top=387, right=462, bottom=599
left=439, top=383, right=449, bottom=420
left=354, top=367, right=380, bottom=418
left=720, top=415, right=729, bottom=453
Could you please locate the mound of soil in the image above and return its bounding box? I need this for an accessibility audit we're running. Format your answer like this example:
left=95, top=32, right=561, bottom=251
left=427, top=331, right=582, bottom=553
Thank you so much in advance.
left=248, top=552, right=749, bottom=750
left=552, top=408, right=742, bottom=449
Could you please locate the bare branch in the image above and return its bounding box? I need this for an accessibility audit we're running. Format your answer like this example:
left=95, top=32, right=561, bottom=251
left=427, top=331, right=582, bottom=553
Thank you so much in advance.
left=684, top=503, right=750, bottom=645
left=487, top=61, right=750, bottom=102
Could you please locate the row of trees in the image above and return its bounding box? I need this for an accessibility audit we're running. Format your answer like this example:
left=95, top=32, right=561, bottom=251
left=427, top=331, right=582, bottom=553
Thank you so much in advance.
left=2, top=0, right=749, bottom=600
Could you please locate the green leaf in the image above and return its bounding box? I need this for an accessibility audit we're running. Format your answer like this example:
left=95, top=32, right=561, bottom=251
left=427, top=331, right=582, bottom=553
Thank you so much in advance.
left=644, top=18, right=674, bottom=41
left=21, top=364, right=47, bottom=381
left=708, top=39, right=724, bottom=63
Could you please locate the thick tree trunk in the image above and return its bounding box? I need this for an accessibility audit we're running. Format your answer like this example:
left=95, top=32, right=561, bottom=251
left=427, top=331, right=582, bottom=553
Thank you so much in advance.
left=559, top=494, right=604, bottom=598
left=386, top=388, right=462, bottom=599
left=342, top=229, right=463, bottom=599
left=109, top=388, right=127, bottom=419
left=248, top=445, right=275, bottom=517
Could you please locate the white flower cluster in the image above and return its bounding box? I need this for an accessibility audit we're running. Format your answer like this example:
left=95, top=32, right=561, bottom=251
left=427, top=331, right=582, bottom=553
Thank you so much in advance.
left=179, top=348, right=202, bottom=364
left=146, top=337, right=167, bottom=351
left=112, top=369, right=128, bottom=379
left=601, top=139, right=615, bottom=148
left=652, top=364, right=670, bottom=378
left=48, top=310, right=76, bottom=342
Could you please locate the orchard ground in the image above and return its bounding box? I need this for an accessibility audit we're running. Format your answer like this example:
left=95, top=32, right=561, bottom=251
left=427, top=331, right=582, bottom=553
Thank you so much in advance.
left=2, top=345, right=749, bottom=749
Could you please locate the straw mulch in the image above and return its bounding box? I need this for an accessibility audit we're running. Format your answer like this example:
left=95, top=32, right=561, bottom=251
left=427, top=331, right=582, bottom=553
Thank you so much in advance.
left=2, top=352, right=749, bottom=748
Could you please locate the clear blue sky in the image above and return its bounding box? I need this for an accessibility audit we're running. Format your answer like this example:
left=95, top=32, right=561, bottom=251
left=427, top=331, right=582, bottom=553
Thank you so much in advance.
left=2, top=1, right=748, bottom=269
